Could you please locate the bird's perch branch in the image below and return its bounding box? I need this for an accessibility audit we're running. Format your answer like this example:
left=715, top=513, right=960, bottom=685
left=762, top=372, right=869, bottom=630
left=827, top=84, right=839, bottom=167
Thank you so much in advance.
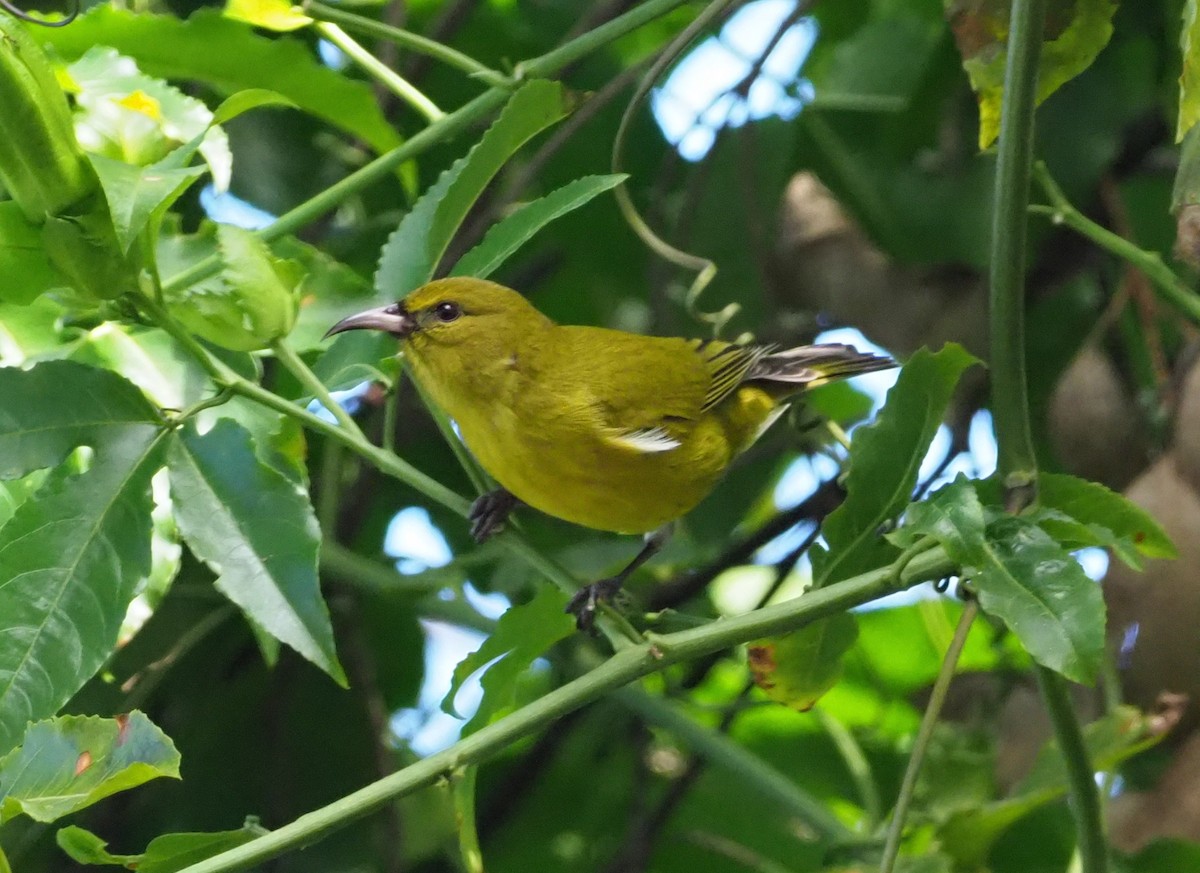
left=178, top=545, right=956, bottom=873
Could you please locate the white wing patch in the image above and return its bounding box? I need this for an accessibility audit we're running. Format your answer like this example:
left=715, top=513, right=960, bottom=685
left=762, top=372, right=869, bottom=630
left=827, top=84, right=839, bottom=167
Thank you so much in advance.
left=609, top=426, right=682, bottom=453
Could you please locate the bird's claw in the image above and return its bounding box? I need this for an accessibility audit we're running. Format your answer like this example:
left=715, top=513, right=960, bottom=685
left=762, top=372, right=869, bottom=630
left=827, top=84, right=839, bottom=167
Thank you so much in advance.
left=565, top=577, right=625, bottom=633
left=468, top=489, right=521, bottom=543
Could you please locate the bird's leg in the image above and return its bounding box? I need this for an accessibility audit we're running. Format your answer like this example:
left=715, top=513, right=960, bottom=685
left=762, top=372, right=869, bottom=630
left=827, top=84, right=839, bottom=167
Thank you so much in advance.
left=566, top=523, right=674, bottom=632
left=468, top=488, right=523, bottom=543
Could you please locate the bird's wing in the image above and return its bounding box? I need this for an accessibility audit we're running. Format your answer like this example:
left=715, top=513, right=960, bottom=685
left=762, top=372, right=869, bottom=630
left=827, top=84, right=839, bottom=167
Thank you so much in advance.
left=533, top=327, right=718, bottom=452
left=697, top=342, right=775, bottom=412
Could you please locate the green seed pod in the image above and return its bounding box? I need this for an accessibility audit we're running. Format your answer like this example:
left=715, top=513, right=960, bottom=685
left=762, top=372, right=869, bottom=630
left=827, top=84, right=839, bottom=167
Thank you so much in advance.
left=0, top=12, right=96, bottom=222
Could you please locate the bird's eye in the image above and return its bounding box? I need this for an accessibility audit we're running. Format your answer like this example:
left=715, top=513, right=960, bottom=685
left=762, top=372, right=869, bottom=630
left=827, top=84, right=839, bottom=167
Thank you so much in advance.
left=434, top=301, right=461, bottom=323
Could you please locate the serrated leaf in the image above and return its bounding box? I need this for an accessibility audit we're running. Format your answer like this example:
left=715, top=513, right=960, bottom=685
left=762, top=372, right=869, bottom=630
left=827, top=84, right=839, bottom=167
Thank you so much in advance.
left=812, top=344, right=979, bottom=588
left=0, top=712, right=179, bottom=824
left=1037, top=471, right=1175, bottom=561
left=0, top=428, right=166, bottom=754
left=451, top=174, right=627, bottom=279
left=167, top=419, right=345, bottom=685
left=0, top=202, right=65, bottom=305
left=0, top=360, right=161, bottom=480
left=969, top=516, right=1105, bottom=683
left=58, top=821, right=266, bottom=872
left=37, top=7, right=400, bottom=155
left=441, top=585, right=574, bottom=732
left=748, top=612, right=858, bottom=711
left=88, top=154, right=207, bottom=253
left=896, top=475, right=987, bottom=564
left=375, top=79, right=572, bottom=299
left=947, top=0, right=1118, bottom=148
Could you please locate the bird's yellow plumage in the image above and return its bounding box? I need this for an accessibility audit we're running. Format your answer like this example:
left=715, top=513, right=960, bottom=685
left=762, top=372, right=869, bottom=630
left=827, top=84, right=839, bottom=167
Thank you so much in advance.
left=327, top=277, right=894, bottom=625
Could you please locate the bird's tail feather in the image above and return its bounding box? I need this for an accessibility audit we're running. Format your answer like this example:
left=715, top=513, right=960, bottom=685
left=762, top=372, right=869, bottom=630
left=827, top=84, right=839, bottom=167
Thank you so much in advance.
left=747, top=343, right=894, bottom=389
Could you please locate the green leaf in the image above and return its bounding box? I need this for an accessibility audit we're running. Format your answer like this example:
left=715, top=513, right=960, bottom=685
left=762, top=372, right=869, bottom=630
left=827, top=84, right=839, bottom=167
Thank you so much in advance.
left=1183, top=0, right=1200, bottom=140
left=0, top=360, right=161, bottom=480
left=969, top=516, right=1105, bottom=683
left=748, top=612, right=859, bottom=711
left=36, top=7, right=401, bottom=155
left=441, top=585, right=575, bottom=732
left=451, top=174, right=628, bottom=279
left=58, top=821, right=267, bottom=872
left=57, top=826, right=139, bottom=867
left=893, top=475, right=988, bottom=564
left=811, top=344, right=979, bottom=588
left=88, top=153, right=208, bottom=253
left=0, top=712, right=179, bottom=824
left=0, top=428, right=166, bottom=755
left=948, top=0, right=1118, bottom=147
left=0, top=202, right=65, bottom=305
left=167, top=419, right=346, bottom=685
left=938, top=705, right=1160, bottom=867
left=375, top=79, right=572, bottom=299
left=1036, top=471, right=1175, bottom=561
left=210, top=88, right=298, bottom=125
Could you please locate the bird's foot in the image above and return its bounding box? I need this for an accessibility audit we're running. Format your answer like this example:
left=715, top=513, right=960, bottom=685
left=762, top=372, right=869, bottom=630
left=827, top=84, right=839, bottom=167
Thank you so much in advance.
left=565, top=577, right=626, bottom=633
left=468, top=488, right=522, bottom=543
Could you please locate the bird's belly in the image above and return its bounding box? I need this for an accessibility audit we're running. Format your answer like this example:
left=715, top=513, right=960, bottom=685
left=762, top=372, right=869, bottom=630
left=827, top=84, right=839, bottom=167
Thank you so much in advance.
left=458, top=412, right=730, bottom=534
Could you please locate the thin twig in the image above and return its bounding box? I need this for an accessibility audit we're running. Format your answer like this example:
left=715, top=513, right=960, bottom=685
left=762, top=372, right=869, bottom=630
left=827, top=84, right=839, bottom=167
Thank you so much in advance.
left=880, top=600, right=978, bottom=871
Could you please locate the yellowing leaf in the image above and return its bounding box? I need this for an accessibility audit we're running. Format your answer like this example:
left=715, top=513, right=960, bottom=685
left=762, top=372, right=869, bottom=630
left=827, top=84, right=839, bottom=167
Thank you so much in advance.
left=224, top=0, right=311, bottom=32
left=946, top=0, right=1117, bottom=148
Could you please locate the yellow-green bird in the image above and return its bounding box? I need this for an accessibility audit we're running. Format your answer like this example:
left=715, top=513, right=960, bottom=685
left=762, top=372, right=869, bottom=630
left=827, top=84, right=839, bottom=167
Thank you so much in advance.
left=327, top=277, right=894, bottom=627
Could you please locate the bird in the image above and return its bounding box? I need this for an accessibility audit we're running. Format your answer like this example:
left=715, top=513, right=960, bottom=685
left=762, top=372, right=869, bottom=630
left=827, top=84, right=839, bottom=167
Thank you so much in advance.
left=326, top=277, right=895, bottom=629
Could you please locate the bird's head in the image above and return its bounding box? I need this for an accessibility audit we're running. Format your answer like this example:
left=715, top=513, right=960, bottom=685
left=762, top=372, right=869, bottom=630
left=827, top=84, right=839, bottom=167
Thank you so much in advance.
left=325, top=277, right=549, bottom=351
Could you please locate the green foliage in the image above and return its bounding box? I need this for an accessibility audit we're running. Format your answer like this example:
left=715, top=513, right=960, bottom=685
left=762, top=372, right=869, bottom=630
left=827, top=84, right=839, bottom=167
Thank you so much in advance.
left=451, top=174, right=629, bottom=279
left=948, top=0, right=1118, bottom=148
left=167, top=420, right=344, bottom=684
left=374, top=79, right=573, bottom=298
left=0, top=2, right=1193, bottom=871
left=58, top=821, right=266, bottom=872
left=812, top=344, right=980, bottom=587
left=442, top=585, right=575, bottom=731
left=34, top=7, right=402, bottom=154
left=0, top=712, right=179, bottom=824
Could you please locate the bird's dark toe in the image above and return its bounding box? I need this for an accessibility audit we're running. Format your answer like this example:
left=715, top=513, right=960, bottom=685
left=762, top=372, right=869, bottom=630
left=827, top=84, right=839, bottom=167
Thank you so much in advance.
left=565, top=577, right=625, bottom=632
left=468, top=489, right=521, bottom=543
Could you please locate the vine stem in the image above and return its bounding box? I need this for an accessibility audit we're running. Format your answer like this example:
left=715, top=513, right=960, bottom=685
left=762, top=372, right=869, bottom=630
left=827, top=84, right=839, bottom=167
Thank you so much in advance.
left=1030, top=163, right=1200, bottom=326
left=988, top=1, right=1106, bottom=871
left=159, top=0, right=695, bottom=296
left=178, top=546, right=956, bottom=873
left=315, top=22, right=445, bottom=122
left=303, top=0, right=508, bottom=87
left=880, top=600, right=978, bottom=872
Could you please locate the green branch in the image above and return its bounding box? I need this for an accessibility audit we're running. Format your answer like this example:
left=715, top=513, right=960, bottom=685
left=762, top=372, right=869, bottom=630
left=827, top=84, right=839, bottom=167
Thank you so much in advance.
left=988, top=2, right=1107, bottom=871
left=988, top=0, right=1042, bottom=489
left=1030, top=163, right=1200, bottom=326
left=178, top=546, right=956, bottom=873
left=880, top=601, right=978, bottom=871
left=315, top=22, right=444, bottom=122
left=303, top=0, right=508, bottom=87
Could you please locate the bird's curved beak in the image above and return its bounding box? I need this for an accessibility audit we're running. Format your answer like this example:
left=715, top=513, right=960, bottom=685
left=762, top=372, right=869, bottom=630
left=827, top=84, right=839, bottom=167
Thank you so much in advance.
left=324, top=304, right=415, bottom=340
